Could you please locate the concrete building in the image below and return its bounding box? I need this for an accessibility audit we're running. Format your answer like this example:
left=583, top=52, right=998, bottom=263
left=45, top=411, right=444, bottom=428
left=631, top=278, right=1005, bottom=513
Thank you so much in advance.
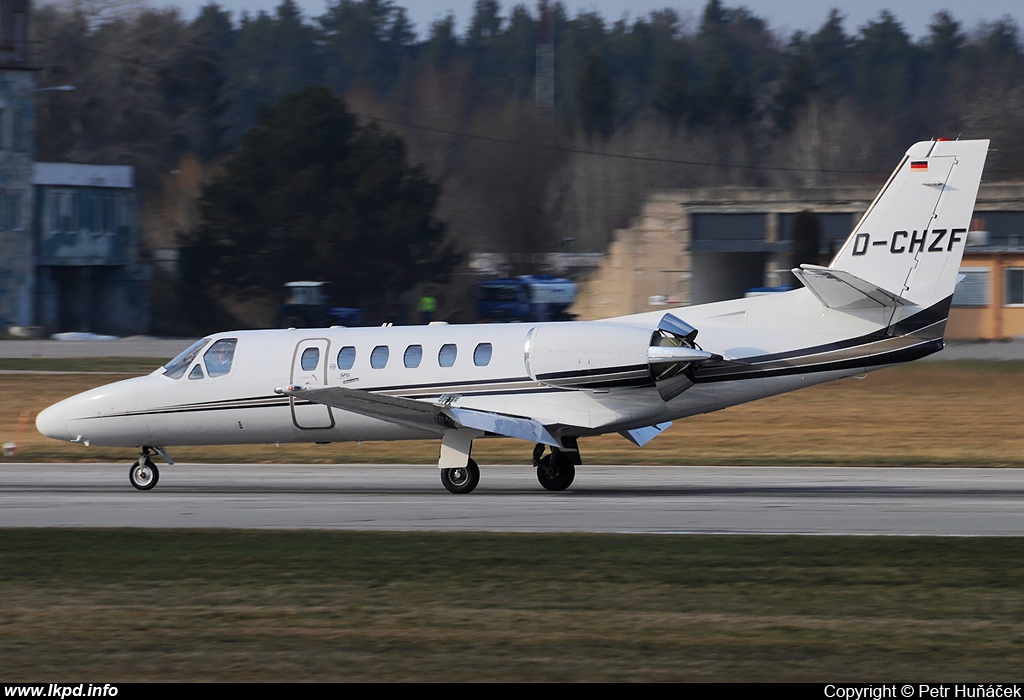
left=0, top=1, right=151, bottom=336
left=33, top=163, right=150, bottom=334
left=0, top=0, right=34, bottom=331
left=573, top=182, right=1024, bottom=340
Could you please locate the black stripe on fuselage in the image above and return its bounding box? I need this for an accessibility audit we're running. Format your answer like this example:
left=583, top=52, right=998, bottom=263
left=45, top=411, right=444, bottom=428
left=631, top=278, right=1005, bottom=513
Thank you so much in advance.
left=692, top=297, right=950, bottom=383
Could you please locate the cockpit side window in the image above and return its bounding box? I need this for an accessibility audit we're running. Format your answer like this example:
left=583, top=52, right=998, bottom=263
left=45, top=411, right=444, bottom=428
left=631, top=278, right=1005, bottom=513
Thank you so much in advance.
left=204, top=338, right=238, bottom=377
left=189, top=364, right=204, bottom=380
left=163, top=339, right=210, bottom=380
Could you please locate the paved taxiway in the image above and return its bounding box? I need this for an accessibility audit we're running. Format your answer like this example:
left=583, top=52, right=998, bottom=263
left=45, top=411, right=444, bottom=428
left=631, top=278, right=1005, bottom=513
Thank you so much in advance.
left=2, top=464, right=1023, bottom=535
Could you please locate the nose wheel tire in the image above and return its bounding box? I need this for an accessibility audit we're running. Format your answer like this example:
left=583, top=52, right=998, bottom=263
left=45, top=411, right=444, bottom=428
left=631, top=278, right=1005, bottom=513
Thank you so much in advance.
left=537, top=453, right=575, bottom=491
left=441, top=458, right=480, bottom=494
left=129, top=458, right=159, bottom=490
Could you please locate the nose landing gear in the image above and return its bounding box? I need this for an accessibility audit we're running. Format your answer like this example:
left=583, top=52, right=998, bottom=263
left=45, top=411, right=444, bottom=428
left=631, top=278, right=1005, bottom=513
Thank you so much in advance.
left=128, top=447, right=171, bottom=491
left=129, top=454, right=158, bottom=491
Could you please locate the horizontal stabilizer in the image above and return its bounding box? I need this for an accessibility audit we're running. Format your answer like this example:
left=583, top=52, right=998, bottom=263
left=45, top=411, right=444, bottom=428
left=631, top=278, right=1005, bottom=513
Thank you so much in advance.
left=619, top=422, right=672, bottom=447
left=792, top=264, right=915, bottom=311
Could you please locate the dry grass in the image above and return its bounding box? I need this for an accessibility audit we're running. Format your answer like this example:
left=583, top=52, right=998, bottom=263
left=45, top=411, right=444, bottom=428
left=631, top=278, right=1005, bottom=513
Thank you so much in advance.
left=4, top=361, right=1024, bottom=466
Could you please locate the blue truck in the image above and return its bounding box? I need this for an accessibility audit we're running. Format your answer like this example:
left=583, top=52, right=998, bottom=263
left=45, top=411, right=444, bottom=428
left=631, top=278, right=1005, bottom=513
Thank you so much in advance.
left=277, top=281, right=363, bottom=328
left=476, top=275, right=578, bottom=323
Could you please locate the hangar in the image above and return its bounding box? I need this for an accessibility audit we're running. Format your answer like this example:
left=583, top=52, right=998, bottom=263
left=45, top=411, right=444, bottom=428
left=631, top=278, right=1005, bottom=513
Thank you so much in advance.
left=573, top=183, right=1024, bottom=340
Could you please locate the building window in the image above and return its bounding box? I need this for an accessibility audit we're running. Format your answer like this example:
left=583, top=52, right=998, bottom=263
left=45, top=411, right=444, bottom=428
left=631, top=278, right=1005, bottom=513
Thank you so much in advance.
left=48, top=190, right=75, bottom=234
left=8, top=191, right=20, bottom=230
left=1006, top=269, right=1024, bottom=306
left=12, top=110, right=26, bottom=152
left=952, top=269, right=989, bottom=307
left=49, top=192, right=62, bottom=233
left=102, top=194, right=117, bottom=233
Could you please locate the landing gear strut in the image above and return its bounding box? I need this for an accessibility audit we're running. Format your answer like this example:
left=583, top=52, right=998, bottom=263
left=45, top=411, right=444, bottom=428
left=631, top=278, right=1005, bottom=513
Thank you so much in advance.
left=441, top=458, right=480, bottom=494
left=534, top=444, right=577, bottom=491
left=129, top=447, right=159, bottom=490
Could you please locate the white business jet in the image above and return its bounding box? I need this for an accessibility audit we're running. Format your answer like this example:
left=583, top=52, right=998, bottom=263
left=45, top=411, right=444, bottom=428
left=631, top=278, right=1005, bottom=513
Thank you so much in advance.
left=37, top=139, right=989, bottom=493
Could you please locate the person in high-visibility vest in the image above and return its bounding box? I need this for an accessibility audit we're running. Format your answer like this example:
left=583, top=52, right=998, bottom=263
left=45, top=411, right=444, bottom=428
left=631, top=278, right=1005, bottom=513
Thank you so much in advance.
left=419, top=294, right=437, bottom=324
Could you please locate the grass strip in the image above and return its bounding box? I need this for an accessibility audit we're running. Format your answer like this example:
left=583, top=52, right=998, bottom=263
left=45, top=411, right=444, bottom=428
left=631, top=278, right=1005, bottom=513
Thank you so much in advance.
left=2, top=529, right=1023, bottom=681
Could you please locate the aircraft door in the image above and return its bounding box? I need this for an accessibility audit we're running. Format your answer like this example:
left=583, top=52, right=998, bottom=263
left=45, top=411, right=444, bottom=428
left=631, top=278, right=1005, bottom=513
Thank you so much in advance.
left=290, top=338, right=334, bottom=429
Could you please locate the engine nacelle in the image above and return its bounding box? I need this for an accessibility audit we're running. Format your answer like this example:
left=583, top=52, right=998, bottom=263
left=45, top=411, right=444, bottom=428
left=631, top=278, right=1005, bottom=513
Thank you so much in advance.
left=525, top=314, right=714, bottom=401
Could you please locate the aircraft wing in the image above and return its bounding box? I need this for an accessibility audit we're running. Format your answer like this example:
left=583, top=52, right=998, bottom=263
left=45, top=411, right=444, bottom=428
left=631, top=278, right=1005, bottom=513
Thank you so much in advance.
left=282, top=385, right=560, bottom=446
left=284, top=385, right=441, bottom=432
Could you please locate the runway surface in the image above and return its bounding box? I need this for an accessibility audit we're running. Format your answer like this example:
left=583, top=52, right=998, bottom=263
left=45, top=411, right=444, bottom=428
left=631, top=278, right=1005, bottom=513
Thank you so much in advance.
left=2, top=463, right=1023, bottom=535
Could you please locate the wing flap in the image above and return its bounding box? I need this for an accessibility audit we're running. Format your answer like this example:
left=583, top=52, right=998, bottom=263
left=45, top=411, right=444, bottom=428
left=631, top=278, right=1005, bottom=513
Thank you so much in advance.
left=448, top=407, right=560, bottom=447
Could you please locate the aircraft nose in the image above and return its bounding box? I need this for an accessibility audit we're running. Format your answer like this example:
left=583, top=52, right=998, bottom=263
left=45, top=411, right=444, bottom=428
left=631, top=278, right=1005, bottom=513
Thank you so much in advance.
left=36, top=402, right=70, bottom=441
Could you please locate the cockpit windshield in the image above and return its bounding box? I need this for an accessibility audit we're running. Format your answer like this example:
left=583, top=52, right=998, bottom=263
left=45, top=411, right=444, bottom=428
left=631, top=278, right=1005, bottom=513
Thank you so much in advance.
left=163, top=338, right=210, bottom=380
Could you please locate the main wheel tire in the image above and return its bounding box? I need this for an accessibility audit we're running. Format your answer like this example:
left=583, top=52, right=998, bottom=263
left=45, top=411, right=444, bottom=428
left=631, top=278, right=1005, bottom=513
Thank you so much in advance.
left=441, top=458, right=480, bottom=494
left=537, top=453, right=575, bottom=491
left=129, top=458, right=159, bottom=490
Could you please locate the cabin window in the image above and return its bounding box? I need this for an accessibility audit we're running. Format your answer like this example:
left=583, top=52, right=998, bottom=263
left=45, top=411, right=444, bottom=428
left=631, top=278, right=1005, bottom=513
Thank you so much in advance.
left=204, top=339, right=238, bottom=377
left=1007, top=269, right=1024, bottom=306
left=188, top=364, right=204, bottom=380
left=370, top=345, right=389, bottom=369
left=300, top=347, right=320, bottom=371
left=337, top=346, right=356, bottom=370
left=163, top=339, right=210, bottom=380
left=473, top=343, right=492, bottom=367
left=404, top=344, right=422, bottom=368
left=438, top=343, right=457, bottom=367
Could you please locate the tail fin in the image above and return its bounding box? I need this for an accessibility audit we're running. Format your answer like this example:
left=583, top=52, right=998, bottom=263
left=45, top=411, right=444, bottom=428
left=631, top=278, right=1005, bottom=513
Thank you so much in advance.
left=826, top=139, right=989, bottom=309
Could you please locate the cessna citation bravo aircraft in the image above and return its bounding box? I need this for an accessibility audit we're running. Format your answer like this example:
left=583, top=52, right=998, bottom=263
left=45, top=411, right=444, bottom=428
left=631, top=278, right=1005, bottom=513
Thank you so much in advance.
left=37, top=139, right=989, bottom=494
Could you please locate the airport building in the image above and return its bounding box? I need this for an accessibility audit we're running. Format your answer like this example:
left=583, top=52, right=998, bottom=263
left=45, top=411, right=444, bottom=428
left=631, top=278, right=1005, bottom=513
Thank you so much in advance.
left=0, top=0, right=150, bottom=336
left=33, top=163, right=150, bottom=335
left=573, top=183, right=1024, bottom=340
left=0, top=0, right=34, bottom=330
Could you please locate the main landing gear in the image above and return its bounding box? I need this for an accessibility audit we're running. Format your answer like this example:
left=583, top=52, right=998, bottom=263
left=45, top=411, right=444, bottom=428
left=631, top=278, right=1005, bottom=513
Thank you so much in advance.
left=440, top=458, right=480, bottom=494
left=128, top=446, right=172, bottom=491
left=532, top=443, right=577, bottom=491
left=437, top=431, right=582, bottom=494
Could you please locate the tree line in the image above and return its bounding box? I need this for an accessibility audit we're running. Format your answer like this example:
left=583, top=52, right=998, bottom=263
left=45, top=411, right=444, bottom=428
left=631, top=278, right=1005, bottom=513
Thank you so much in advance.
left=30, top=0, right=1024, bottom=326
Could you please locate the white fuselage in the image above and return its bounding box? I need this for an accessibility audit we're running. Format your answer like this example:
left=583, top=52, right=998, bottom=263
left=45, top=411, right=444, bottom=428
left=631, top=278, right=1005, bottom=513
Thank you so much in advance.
left=35, top=286, right=935, bottom=449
